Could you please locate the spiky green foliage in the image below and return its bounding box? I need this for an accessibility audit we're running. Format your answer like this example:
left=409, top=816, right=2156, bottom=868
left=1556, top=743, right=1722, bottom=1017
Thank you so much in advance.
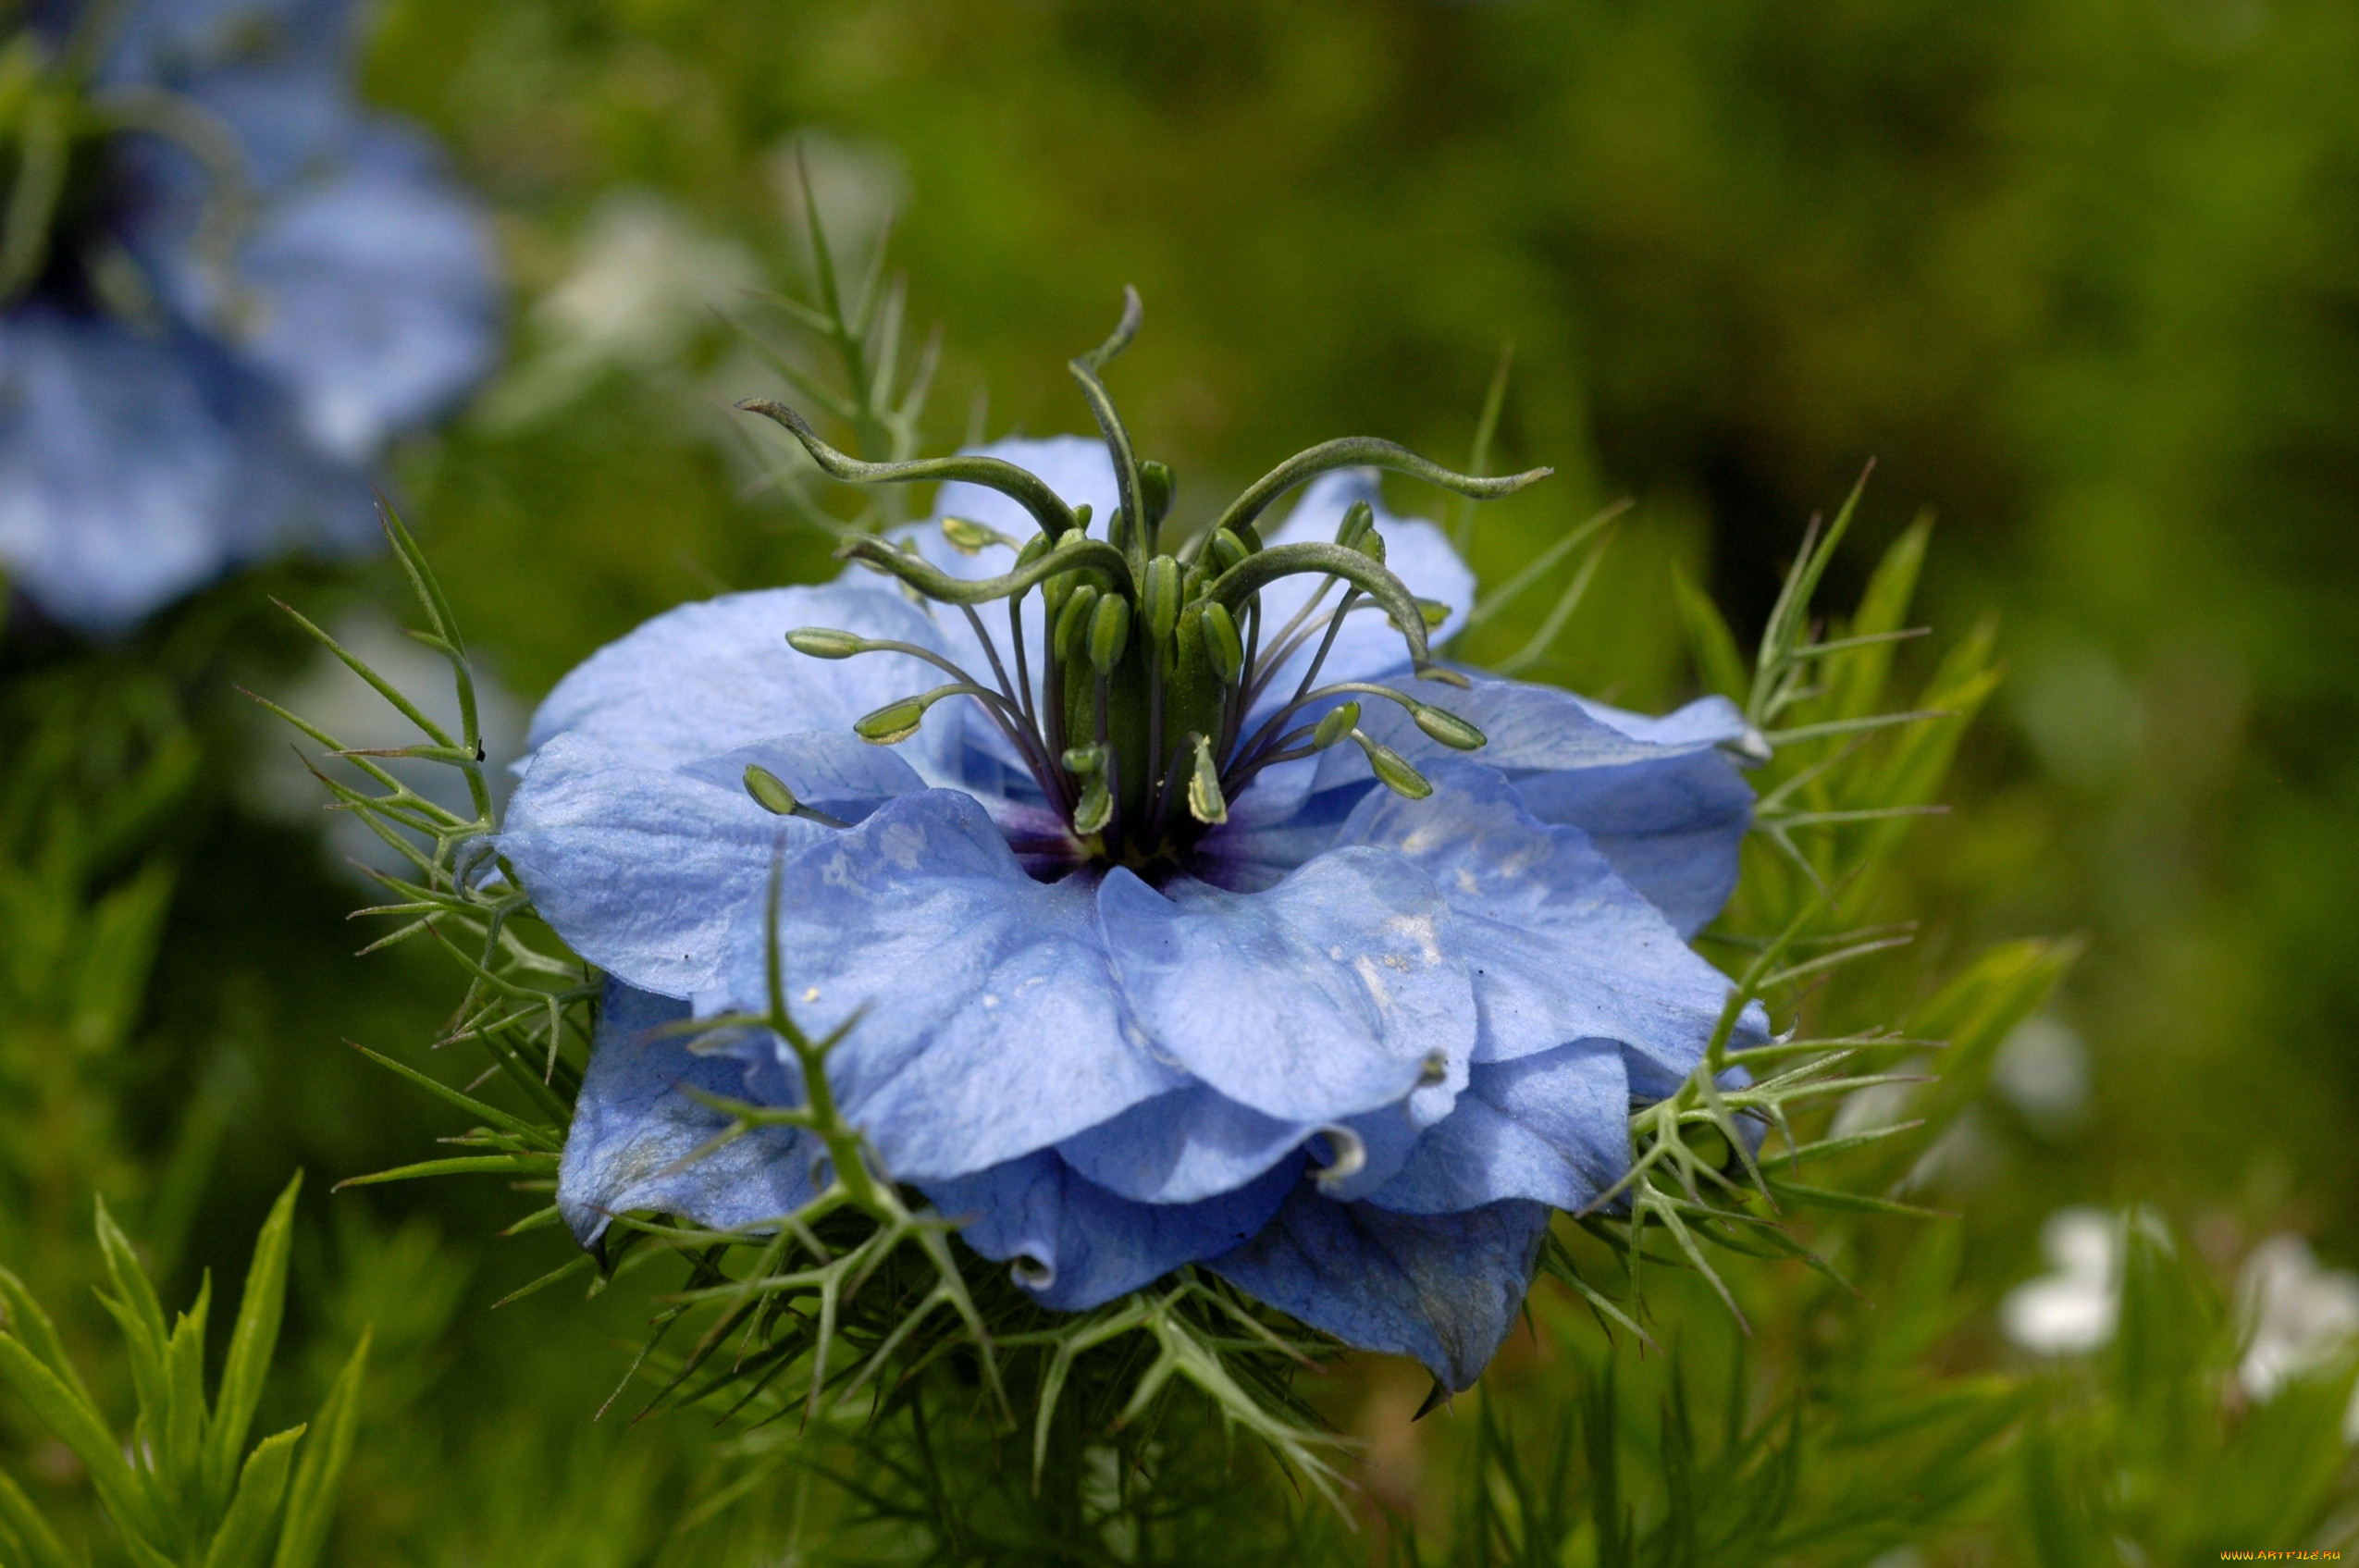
left=0, top=1177, right=368, bottom=1568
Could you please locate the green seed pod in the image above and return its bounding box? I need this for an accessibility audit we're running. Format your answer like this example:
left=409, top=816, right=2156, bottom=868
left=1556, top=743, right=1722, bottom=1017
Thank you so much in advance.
left=856, top=696, right=933, bottom=746
left=1142, top=555, right=1182, bottom=647
left=1186, top=734, right=1229, bottom=825
left=1139, top=460, right=1176, bottom=525
left=1208, top=528, right=1249, bottom=574
left=1055, top=583, right=1100, bottom=662
left=1412, top=703, right=1486, bottom=751
left=1354, top=730, right=1433, bottom=799
left=1335, top=500, right=1375, bottom=549
left=1073, top=775, right=1114, bottom=835
left=1310, top=700, right=1362, bottom=751
left=1198, top=601, right=1244, bottom=684
left=785, top=627, right=866, bottom=660
left=742, top=763, right=801, bottom=816
left=1088, top=592, right=1132, bottom=673
left=939, top=515, right=999, bottom=553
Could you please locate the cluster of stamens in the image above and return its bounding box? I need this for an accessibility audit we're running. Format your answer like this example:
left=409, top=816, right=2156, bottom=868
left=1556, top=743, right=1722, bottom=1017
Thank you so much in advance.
left=738, top=290, right=1550, bottom=874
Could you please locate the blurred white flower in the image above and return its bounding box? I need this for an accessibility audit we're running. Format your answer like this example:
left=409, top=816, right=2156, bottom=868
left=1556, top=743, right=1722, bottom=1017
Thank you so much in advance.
left=2001, top=1206, right=2120, bottom=1354
left=2235, top=1235, right=2359, bottom=1441
left=1992, top=1016, right=2092, bottom=1133
left=477, top=192, right=759, bottom=432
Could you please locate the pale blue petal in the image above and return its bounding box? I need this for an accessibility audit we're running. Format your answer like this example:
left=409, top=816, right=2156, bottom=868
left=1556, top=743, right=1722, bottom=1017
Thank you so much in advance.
left=673, top=730, right=927, bottom=824
left=1362, top=1043, right=1629, bottom=1216
left=927, top=1149, right=1302, bottom=1312
left=1325, top=681, right=1753, bottom=936
left=234, top=129, right=500, bottom=461
left=523, top=584, right=961, bottom=784
left=557, top=980, right=822, bottom=1250
left=1337, top=762, right=1756, bottom=1076
left=0, top=308, right=368, bottom=632
left=1097, top=849, right=1476, bottom=1126
left=1055, top=1085, right=1311, bottom=1205
left=500, top=733, right=831, bottom=1000
left=722, top=792, right=1185, bottom=1179
left=1209, top=1188, right=1550, bottom=1390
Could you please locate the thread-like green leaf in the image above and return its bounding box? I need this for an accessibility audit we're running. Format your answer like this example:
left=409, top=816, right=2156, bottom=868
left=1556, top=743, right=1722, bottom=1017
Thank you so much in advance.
left=0, top=1334, right=167, bottom=1548
left=0, top=1463, right=73, bottom=1568
left=271, top=1331, right=368, bottom=1568
left=204, top=1173, right=302, bottom=1512
left=201, top=1425, right=303, bottom=1568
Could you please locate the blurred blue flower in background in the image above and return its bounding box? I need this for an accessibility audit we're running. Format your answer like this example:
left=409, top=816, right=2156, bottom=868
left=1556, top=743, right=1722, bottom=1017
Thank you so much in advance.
left=0, top=0, right=498, bottom=632
left=513, top=438, right=1760, bottom=1389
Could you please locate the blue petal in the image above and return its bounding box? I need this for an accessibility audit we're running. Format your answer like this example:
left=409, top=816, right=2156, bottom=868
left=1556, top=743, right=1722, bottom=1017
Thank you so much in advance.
left=0, top=308, right=368, bottom=631
left=1336, top=761, right=1755, bottom=1077
left=557, top=980, right=823, bottom=1249
left=1209, top=1187, right=1551, bottom=1389
left=673, top=730, right=928, bottom=824
left=1361, top=1042, right=1630, bottom=1216
left=1248, top=469, right=1477, bottom=713
left=232, top=128, right=500, bottom=461
left=926, top=1149, right=1303, bottom=1311
left=1056, top=1084, right=1310, bottom=1204
left=1329, top=681, right=1753, bottom=937
left=1097, top=849, right=1476, bottom=1126
left=500, top=732, right=834, bottom=1001
left=523, top=584, right=962, bottom=783
left=721, top=791, right=1185, bottom=1179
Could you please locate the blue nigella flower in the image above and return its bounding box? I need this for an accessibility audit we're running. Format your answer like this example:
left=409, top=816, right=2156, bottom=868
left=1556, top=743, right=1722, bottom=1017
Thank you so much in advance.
left=513, top=352, right=1761, bottom=1390
left=0, top=0, right=498, bottom=632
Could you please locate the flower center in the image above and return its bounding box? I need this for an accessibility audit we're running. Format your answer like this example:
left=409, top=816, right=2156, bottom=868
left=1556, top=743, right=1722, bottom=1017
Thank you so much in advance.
left=742, top=290, right=1552, bottom=873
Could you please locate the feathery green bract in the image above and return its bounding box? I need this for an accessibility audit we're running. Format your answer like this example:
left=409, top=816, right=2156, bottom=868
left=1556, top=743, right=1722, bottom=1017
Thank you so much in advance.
left=0, top=1177, right=367, bottom=1567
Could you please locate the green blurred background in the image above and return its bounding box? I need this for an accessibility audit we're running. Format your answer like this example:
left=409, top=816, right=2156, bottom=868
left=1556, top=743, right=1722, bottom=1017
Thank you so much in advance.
left=11, top=0, right=2359, bottom=1560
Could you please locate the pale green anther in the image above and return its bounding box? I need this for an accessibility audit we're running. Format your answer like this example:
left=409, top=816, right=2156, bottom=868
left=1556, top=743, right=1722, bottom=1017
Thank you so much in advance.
left=1186, top=734, right=1228, bottom=825
left=1354, top=730, right=1433, bottom=799
left=1088, top=593, right=1132, bottom=673
left=1356, top=527, right=1388, bottom=564
left=1418, top=598, right=1449, bottom=628
left=1139, top=460, right=1176, bottom=525
left=786, top=627, right=867, bottom=660
left=1199, top=601, right=1244, bottom=683
left=1182, top=562, right=1206, bottom=603
left=1070, top=502, right=1093, bottom=533
left=1056, top=584, right=1100, bottom=661
left=1208, top=528, right=1250, bottom=574
left=1143, top=555, right=1182, bottom=645
left=1015, top=531, right=1051, bottom=572
left=1336, top=500, right=1375, bottom=549
left=743, top=764, right=801, bottom=815
left=1412, top=703, right=1486, bottom=750
left=1063, top=744, right=1105, bottom=774
left=1073, top=775, right=1114, bottom=835
left=939, top=515, right=1005, bottom=553
left=1311, top=700, right=1362, bottom=751
left=855, top=696, right=932, bottom=746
